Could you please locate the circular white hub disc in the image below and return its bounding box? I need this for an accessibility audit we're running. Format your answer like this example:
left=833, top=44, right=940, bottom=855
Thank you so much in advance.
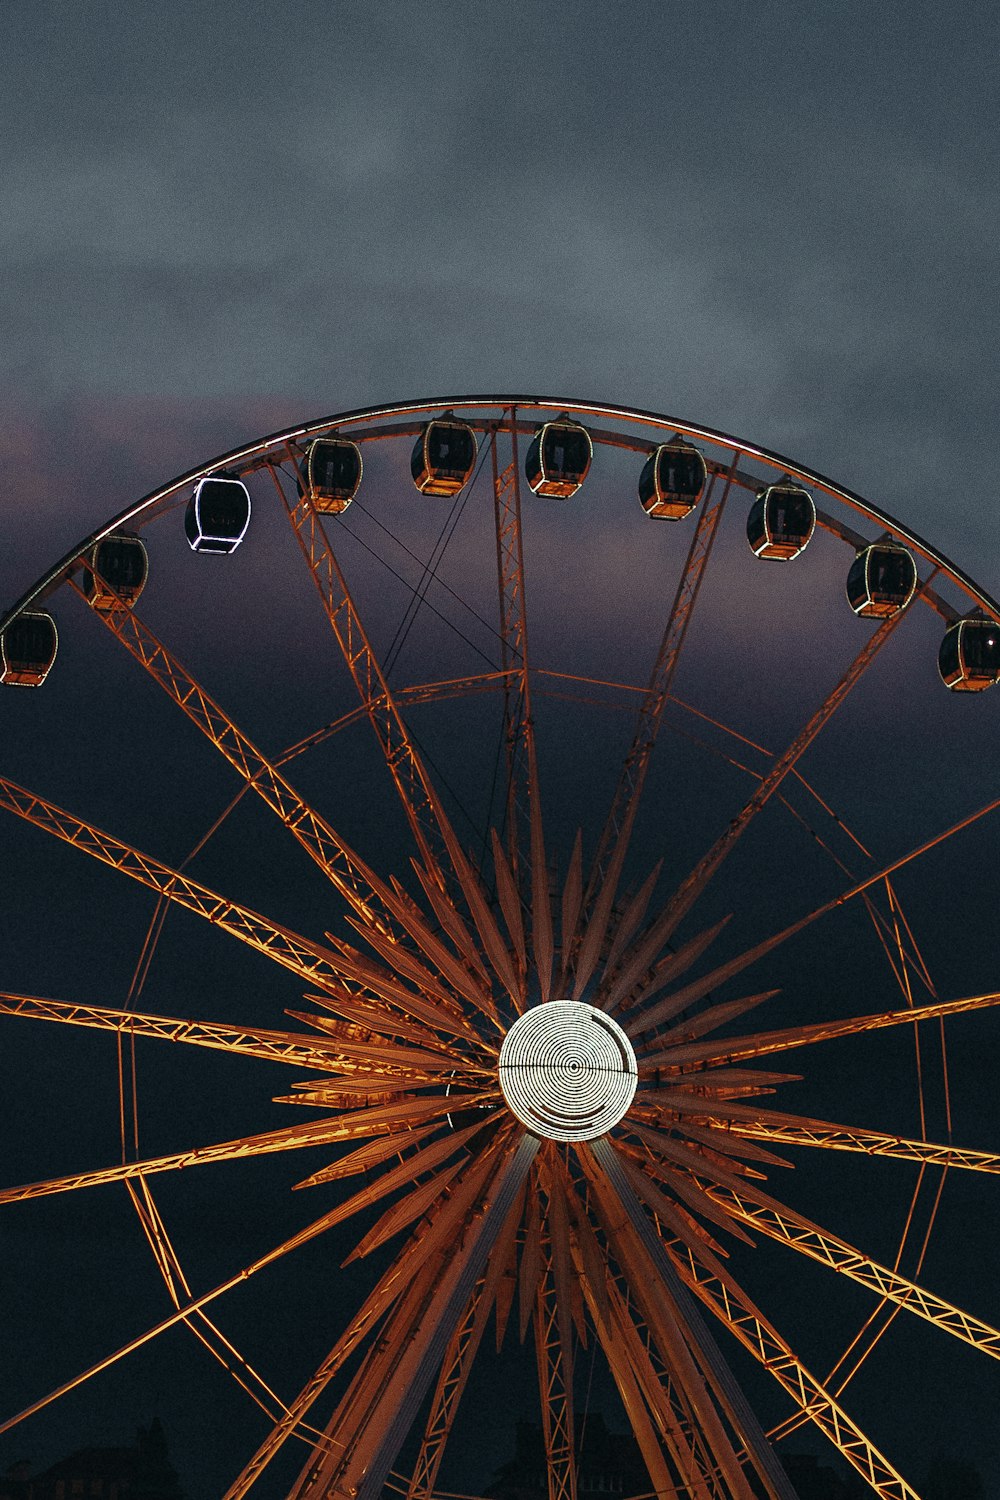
left=498, top=1001, right=638, bottom=1142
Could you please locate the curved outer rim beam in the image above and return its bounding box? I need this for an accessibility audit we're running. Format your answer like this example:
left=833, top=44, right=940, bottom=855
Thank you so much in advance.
left=4, top=396, right=995, bottom=632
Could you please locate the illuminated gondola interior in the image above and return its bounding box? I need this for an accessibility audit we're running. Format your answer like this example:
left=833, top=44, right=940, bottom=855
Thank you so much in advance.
left=938, top=615, right=1000, bottom=691
left=747, top=480, right=816, bottom=560
left=410, top=417, right=478, bottom=497
left=301, top=437, right=363, bottom=514
left=524, top=418, right=593, bottom=498
left=81, top=532, right=149, bottom=612
left=845, top=541, right=918, bottom=619
left=0, top=610, right=58, bottom=686
left=638, top=437, right=708, bottom=519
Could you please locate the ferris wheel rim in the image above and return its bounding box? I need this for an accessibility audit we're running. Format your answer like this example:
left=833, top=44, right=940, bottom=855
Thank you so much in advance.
left=2, top=393, right=996, bottom=1498
left=3, top=393, right=998, bottom=634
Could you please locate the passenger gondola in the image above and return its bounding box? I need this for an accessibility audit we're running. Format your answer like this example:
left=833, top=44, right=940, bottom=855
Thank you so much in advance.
left=81, top=532, right=149, bottom=612
left=410, top=415, right=478, bottom=497
left=1, top=610, right=58, bottom=686
left=524, top=417, right=593, bottom=498
left=938, top=615, right=1000, bottom=692
left=300, top=437, right=363, bottom=514
left=638, top=436, right=708, bottom=519
left=747, top=479, right=816, bottom=560
left=846, top=541, right=918, bottom=619
left=184, top=474, right=252, bottom=554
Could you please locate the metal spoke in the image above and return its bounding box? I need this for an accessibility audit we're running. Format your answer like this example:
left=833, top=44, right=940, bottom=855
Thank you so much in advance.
left=0, top=1096, right=486, bottom=1206
left=0, top=772, right=378, bottom=998
left=0, top=990, right=456, bottom=1074
left=584, top=457, right=738, bottom=908
left=658, top=584, right=928, bottom=938
left=590, top=1138, right=799, bottom=1500
left=285, top=1133, right=537, bottom=1500
left=726, top=1115, right=1000, bottom=1174
left=642, top=989, right=1000, bottom=1069
left=125, top=1177, right=294, bottom=1428
left=580, top=1143, right=776, bottom=1500
left=222, top=1141, right=514, bottom=1499
left=491, top=411, right=532, bottom=884
left=71, top=579, right=397, bottom=931
left=406, top=1198, right=521, bottom=1500
left=533, top=1161, right=578, bottom=1500
left=268, top=458, right=484, bottom=903
left=570, top=1182, right=729, bottom=1500
left=0, top=1185, right=403, bottom=1441
left=627, top=790, right=1000, bottom=1041
left=652, top=1217, right=922, bottom=1500
left=690, top=1176, right=1000, bottom=1360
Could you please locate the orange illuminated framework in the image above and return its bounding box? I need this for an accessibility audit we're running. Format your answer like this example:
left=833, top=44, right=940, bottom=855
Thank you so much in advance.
left=2, top=396, right=1000, bottom=1500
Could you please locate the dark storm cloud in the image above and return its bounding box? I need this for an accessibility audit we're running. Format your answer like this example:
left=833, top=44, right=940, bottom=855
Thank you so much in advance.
left=3, top=1, right=998, bottom=552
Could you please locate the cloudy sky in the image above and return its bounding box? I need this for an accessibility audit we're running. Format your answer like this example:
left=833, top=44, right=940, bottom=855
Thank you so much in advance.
left=3, top=3, right=1000, bottom=1498
left=4, top=0, right=999, bottom=575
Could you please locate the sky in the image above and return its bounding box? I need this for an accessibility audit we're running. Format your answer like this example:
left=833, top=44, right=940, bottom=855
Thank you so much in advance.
left=3, top=3, right=1000, bottom=1498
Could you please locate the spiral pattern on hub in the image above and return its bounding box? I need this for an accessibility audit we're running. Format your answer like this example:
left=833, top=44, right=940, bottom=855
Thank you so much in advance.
left=498, top=1001, right=638, bottom=1142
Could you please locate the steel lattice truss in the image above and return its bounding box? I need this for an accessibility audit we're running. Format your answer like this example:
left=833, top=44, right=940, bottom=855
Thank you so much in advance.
left=2, top=398, right=1000, bottom=1500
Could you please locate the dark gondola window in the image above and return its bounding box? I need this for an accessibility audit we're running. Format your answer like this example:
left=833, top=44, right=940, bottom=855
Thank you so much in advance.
left=428, top=425, right=475, bottom=475
left=846, top=543, right=918, bottom=618
left=963, top=622, right=1000, bottom=673
left=545, top=427, right=590, bottom=479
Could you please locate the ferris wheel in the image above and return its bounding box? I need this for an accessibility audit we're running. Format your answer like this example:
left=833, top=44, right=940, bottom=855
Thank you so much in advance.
left=3, top=396, right=1000, bottom=1500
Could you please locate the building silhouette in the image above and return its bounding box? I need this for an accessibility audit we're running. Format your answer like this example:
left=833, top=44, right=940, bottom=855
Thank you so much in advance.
left=0, top=1418, right=184, bottom=1500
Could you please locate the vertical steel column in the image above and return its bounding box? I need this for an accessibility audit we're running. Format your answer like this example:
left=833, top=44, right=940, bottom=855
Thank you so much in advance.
left=534, top=1262, right=577, bottom=1500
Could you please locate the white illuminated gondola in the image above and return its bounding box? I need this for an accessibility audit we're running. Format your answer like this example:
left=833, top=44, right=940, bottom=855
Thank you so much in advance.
left=184, top=475, right=251, bottom=555
left=0, top=610, right=58, bottom=686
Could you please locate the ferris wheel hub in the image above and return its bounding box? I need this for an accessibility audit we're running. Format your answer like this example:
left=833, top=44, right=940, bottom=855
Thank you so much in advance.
left=498, top=1001, right=638, bottom=1142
